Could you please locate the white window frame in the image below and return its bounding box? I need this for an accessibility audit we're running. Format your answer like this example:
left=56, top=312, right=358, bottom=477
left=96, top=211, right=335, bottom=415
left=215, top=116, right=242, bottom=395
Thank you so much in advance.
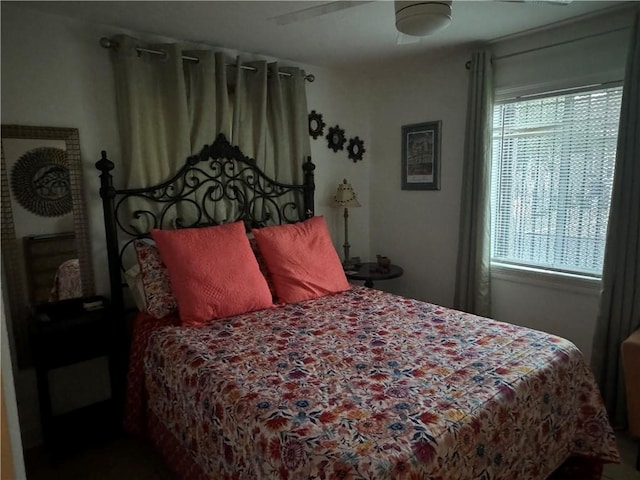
left=490, top=83, right=623, bottom=285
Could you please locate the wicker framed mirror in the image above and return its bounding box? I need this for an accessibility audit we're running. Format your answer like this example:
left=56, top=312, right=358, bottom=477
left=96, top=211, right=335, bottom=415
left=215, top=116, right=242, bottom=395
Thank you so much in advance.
left=1, top=125, right=95, bottom=367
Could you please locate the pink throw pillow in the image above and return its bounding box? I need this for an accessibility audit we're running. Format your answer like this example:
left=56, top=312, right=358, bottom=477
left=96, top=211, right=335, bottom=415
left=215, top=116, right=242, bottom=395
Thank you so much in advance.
left=133, top=240, right=177, bottom=318
left=249, top=237, right=277, bottom=299
left=151, top=222, right=273, bottom=326
left=252, top=216, right=350, bottom=304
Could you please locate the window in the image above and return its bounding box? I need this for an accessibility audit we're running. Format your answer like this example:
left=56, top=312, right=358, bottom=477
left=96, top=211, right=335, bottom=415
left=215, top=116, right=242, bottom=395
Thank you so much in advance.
left=491, top=85, right=622, bottom=278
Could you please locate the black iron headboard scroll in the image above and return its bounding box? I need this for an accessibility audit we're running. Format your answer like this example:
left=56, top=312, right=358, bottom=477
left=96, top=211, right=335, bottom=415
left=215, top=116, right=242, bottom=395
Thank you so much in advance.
left=96, top=133, right=315, bottom=319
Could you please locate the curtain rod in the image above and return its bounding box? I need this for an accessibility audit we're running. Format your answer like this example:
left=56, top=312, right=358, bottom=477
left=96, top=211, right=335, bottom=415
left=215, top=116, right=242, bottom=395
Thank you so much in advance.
left=99, top=37, right=315, bottom=82
left=465, top=25, right=630, bottom=69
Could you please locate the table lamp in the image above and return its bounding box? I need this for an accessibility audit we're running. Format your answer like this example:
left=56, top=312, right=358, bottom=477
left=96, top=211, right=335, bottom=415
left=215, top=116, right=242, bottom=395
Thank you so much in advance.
left=332, top=179, right=361, bottom=269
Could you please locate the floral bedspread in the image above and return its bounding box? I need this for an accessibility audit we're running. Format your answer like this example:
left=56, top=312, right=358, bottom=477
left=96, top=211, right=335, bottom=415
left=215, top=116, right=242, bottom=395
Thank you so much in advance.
left=137, top=286, right=618, bottom=479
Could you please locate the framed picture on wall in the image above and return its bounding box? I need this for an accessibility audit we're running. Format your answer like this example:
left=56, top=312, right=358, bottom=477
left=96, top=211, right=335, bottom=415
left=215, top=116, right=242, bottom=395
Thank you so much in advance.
left=401, top=121, right=441, bottom=190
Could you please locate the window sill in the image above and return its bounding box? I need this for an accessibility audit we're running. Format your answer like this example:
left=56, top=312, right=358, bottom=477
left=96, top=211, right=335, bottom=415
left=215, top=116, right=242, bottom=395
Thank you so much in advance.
left=490, top=262, right=601, bottom=295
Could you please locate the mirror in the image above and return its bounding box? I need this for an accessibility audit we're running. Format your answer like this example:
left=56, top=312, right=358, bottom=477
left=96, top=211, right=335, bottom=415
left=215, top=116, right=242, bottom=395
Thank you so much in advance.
left=1, top=125, right=95, bottom=368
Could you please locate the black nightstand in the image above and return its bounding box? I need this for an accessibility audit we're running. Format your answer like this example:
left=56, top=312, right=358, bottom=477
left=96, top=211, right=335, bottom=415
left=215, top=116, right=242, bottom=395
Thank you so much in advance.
left=345, top=262, right=404, bottom=288
left=29, top=296, right=120, bottom=460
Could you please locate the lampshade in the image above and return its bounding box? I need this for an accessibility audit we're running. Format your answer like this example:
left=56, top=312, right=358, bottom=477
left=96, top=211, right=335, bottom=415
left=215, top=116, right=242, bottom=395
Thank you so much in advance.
left=395, top=0, right=452, bottom=37
left=332, top=179, right=361, bottom=208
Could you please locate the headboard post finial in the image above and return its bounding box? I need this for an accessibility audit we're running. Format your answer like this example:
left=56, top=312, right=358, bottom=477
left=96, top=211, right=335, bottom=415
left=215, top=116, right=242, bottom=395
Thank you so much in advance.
left=96, top=153, right=116, bottom=199
left=96, top=150, right=114, bottom=172
left=303, top=156, right=316, bottom=218
left=95, top=151, right=124, bottom=322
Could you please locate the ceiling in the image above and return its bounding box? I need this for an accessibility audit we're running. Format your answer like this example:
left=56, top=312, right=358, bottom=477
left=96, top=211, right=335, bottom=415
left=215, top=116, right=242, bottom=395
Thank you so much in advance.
left=10, top=1, right=631, bottom=68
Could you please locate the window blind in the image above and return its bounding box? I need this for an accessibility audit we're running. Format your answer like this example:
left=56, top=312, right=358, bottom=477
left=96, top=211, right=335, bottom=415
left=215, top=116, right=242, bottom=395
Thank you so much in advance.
left=490, top=85, right=623, bottom=277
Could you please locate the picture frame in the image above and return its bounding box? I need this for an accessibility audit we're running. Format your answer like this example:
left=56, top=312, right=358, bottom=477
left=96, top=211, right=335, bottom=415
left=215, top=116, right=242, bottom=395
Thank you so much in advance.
left=401, top=121, right=441, bottom=190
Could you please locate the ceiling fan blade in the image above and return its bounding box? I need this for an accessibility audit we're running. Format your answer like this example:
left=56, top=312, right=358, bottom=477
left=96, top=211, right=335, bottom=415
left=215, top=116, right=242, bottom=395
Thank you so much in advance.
left=270, top=1, right=373, bottom=25
left=396, top=32, right=421, bottom=45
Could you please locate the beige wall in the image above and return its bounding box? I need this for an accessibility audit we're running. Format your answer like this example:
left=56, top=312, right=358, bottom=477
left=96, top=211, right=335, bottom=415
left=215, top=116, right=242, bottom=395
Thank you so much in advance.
left=364, top=50, right=471, bottom=308
left=0, top=4, right=371, bottom=447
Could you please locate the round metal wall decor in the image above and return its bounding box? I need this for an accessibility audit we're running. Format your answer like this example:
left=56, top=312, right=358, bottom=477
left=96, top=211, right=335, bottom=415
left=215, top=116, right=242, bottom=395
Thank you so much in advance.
left=10, top=147, right=72, bottom=217
left=308, top=110, right=326, bottom=139
left=326, top=125, right=346, bottom=152
left=347, top=137, right=365, bottom=162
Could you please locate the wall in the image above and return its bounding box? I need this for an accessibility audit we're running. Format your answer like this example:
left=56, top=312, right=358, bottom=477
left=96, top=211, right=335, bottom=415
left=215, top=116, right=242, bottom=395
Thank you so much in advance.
left=365, top=49, right=472, bottom=307
left=1, top=4, right=370, bottom=447
left=365, top=7, right=632, bottom=362
left=491, top=7, right=630, bottom=99
left=306, top=69, right=371, bottom=260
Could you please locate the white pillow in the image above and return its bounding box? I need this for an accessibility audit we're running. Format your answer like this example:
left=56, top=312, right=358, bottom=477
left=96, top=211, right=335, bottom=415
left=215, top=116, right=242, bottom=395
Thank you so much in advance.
left=124, top=264, right=147, bottom=311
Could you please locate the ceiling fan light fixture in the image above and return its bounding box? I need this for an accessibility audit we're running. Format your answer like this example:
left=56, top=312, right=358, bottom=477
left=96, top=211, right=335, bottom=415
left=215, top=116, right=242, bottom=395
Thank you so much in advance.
left=395, top=1, right=452, bottom=37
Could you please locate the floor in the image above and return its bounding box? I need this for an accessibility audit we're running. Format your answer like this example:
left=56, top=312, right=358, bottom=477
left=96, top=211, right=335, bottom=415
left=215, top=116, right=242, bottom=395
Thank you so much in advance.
left=604, top=430, right=640, bottom=480
left=24, top=431, right=639, bottom=480
left=24, top=435, right=173, bottom=480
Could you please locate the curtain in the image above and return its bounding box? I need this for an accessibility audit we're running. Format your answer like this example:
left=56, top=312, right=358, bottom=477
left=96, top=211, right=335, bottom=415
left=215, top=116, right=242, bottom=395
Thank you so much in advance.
left=183, top=50, right=231, bottom=222
left=109, top=35, right=309, bottom=225
left=184, top=50, right=231, bottom=151
left=453, top=50, right=493, bottom=317
left=111, top=36, right=193, bottom=188
left=232, top=59, right=310, bottom=222
left=591, top=9, right=640, bottom=429
left=231, top=60, right=309, bottom=183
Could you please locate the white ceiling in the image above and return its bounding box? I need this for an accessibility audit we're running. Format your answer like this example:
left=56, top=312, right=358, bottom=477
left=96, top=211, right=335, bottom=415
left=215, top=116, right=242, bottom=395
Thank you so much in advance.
left=10, top=0, right=632, bottom=68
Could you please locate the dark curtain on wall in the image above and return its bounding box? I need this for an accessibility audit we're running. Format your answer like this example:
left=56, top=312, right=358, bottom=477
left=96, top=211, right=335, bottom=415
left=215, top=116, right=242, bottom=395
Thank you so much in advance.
left=454, top=50, right=493, bottom=318
left=591, top=9, right=640, bottom=429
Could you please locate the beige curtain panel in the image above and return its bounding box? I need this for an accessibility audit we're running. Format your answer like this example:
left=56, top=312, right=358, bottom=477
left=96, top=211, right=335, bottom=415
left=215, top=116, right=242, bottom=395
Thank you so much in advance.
left=111, top=36, right=193, bottom=188
left=109, top=34, right=310, bottom=224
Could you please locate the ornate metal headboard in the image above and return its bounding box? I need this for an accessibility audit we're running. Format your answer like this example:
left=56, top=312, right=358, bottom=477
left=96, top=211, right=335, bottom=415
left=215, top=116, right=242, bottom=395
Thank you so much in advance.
left=96, top=133, right=315, bottom=319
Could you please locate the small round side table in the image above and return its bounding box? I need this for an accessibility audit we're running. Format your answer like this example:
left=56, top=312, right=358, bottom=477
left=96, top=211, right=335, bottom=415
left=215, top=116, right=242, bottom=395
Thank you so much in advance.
left=345, top=262, right=404, bottom=288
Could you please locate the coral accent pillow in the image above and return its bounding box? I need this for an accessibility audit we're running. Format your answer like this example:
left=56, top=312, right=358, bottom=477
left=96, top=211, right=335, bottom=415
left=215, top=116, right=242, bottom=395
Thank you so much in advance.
left=133, top=240, right=177, bottom=318
left=248, top=236, right=277, bottom=300
left=151, top=222, right=273, bottom=326
left=252, top=216, right=350, bottom=304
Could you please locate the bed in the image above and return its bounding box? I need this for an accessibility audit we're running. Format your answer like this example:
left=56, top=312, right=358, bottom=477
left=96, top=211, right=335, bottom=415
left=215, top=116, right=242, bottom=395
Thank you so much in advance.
left=97, top=133, right=619, bottom=480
